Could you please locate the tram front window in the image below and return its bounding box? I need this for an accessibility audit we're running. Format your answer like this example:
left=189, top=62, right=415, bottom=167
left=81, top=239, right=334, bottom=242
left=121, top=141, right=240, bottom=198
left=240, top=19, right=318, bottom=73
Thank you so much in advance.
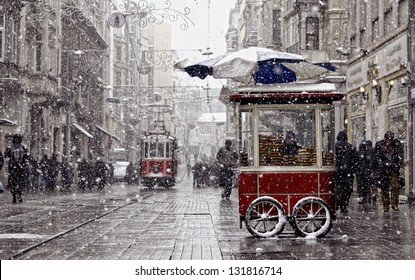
left=258, top=109, right=316, bottom=166
left=157, top=142, right=165, bottom=158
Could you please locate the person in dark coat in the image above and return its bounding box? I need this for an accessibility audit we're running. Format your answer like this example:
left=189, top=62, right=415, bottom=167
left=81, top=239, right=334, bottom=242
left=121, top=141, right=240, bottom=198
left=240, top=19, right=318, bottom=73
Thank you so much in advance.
left=390, top=138, right=404, bottom=211
left=108, top=162, right=114, bottom=184
left=3, top=134, right=28, bottom=203
left=60, top=156, right=73, bottom=191
left=374, top=131, right=400, bottom=212
left=125, top=161, right=134, bottom=184
left=77, top=158, right=89, bottom=191
left=94, top=157, right=108, bottom=191
left=45, top=153, right=59, bottom=192
left=282, top=131, right=302, bottom=156
left=192, top=160, right=204, bottom=188
left=216, top=140, right=239, bottom=199
left=39, top=154, right=49, bottom=191
left=334, top=131, right=358, bottom=213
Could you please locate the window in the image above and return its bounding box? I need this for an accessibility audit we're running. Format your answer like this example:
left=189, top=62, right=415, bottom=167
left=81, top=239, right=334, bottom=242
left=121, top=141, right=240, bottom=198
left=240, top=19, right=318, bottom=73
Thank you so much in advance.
left=257, top=109, right=316, bottom=166
left=371, top=0, right=380, bottom=18
left=145, top=142, right=166, bottom=158
left=11, top=20, right=18, bottom=63
left=352, top=116, right=366, bottom=147
left=240, top=110, right=254, bottom=166
left=372, top=18, right=379, bottom=42
left=384, top=8, right=393, bottom=37
left=359, top=1, right=367, bottom=30
left=360, top=29, right=366, bottom=50
left=398, top=0, right=408, bottom=27
left=272, top=10, right=282, bottom=49
left=321, top=109, right=335, bottom=166
left=116, top=71, right=121, bottom=85
left=306, top=17, right=319, bottom=50
left=0, top=15, right=4, bottom=62
left=35, top=34, right=43, bottom=72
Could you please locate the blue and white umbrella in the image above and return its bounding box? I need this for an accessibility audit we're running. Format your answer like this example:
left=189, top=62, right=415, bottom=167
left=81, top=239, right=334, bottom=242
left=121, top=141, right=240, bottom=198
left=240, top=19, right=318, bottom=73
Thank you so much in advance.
left=176, top=47, right=335, bottom=84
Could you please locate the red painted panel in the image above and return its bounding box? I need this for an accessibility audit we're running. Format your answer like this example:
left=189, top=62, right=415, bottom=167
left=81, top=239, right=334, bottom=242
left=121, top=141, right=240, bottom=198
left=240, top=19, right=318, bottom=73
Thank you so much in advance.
left=319, top=172, right=335, bottom=193
left=140, top=159, right=174, bottom=178
left=258, top=173, right=318, bottom=194
left=239, top=194, right=258, bottom=215
left=239, top=173, right=258, bottom=193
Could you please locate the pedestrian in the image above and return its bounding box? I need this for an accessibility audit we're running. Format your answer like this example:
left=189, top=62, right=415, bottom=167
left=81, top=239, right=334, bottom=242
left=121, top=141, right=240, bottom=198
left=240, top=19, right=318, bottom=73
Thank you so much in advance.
left=186, top=161, right=191, bottom=177
left=108, top=162, right=114, bottom=184
left=126, top=161, right=134, bottom=184
left=86, top=159, right=95, bottom=190
left=39, top=154, right=49, bottom=191
left=390, top=139, right=404, bottom=211
left=94, top=157, right=108, bottom=191
left=3, top=134, right=28, bottom=203
left=77, top=158, right=89, bottom=191
left=334, top=131, right=358, bottom=213
left=46, top=153, right=60, bottom=192
left=282, top=131, right=302, bottom=156
left=356, top=142, right=370, bottom=204
left=216, top=140, right=239, bottom=200
left=374, top=131, right=401, bottom=212
left=362, top=140, right=377, bottom=203
left=28, top=156, right=40, bottom=191
left=192, top=160, right=204, bottom=188
left=60, top=156, right=73, bottom=191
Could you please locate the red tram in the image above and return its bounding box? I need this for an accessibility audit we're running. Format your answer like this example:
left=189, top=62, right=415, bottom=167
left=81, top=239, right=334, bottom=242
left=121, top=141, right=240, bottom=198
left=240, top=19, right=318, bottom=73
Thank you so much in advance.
left=139, top=132, right=178, bottom=189
left=229, top=83, right=344, bottom=238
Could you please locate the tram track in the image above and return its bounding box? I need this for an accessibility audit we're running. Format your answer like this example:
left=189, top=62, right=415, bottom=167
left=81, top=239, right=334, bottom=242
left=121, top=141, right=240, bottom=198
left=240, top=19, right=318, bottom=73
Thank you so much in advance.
left=6, top=192, right=156, bottom=260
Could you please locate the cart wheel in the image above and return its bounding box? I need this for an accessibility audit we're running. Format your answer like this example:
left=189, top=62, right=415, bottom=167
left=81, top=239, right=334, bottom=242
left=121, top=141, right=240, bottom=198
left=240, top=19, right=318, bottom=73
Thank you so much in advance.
left=292, top=197, right=333, bottom=238
left=245, top=196, right=286, bottom=238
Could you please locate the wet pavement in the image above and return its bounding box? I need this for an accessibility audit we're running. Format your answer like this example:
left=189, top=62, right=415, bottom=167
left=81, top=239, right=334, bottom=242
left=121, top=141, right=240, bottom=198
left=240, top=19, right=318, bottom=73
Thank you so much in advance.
left=0, top=169, right=414, bottom=260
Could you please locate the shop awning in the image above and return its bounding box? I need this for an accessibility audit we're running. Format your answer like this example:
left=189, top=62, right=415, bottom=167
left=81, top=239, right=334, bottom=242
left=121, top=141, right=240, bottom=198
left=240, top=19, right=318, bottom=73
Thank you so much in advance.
left=95, top=125, right=121, bottom=141
left=72, top=122, right=94, bottom=138
left=0, top=118, right=18, bottom=126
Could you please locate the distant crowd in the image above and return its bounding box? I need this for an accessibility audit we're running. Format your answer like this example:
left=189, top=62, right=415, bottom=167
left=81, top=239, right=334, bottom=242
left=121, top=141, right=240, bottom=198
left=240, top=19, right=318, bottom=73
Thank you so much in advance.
left=0, top=134, right=118, bottom=203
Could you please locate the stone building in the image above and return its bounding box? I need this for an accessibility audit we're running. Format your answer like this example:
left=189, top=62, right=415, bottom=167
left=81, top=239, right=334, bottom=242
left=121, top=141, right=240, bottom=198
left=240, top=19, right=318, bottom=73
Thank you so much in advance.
left=0, top=0, right=111, bottom=169
left=346, top=0, right=410, bottom=196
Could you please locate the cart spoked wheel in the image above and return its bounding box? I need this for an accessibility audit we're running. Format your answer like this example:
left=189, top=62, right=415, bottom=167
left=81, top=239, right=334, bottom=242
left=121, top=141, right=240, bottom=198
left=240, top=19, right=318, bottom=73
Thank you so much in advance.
left=292, top=197, right=333, bottom=238
left=245, top=196, right=287, bottom=238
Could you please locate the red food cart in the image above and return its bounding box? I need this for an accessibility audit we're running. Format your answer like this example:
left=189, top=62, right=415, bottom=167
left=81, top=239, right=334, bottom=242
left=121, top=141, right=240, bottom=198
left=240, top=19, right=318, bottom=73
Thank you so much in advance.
left=228, top=82, right=344, bottom=238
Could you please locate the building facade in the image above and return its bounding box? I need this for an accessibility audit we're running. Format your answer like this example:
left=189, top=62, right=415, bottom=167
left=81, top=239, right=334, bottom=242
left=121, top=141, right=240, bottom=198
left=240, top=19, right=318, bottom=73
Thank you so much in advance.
left=0, top=0, right=111, bottom=180
left=346, top=0, right=410, bottom=196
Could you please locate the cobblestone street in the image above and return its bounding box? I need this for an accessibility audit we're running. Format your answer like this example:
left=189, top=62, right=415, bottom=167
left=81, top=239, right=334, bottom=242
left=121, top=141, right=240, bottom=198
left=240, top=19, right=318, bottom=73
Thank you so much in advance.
left=0, top=171, right=414, bottom=260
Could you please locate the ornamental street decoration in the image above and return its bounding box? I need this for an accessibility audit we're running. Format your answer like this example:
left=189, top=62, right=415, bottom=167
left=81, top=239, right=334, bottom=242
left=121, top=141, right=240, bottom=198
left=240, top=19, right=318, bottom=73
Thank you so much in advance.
left=28, top=0, right=194, bottom=31
left=116, top=0, right=195, bottom=30
left=108, top=12, right=126, bottom=29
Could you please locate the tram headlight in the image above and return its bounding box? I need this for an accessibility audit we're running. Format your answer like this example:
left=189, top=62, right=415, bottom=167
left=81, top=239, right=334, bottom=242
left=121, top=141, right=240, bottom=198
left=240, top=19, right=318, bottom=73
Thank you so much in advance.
left=166, top=168, right=171, bottom=173
left=153, top=165, right=160, bottom=173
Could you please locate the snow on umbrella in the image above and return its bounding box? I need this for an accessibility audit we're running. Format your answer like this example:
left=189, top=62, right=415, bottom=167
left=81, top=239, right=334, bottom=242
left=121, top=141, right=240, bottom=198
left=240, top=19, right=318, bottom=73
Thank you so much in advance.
left=177, top=47, right=335, bottom=84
